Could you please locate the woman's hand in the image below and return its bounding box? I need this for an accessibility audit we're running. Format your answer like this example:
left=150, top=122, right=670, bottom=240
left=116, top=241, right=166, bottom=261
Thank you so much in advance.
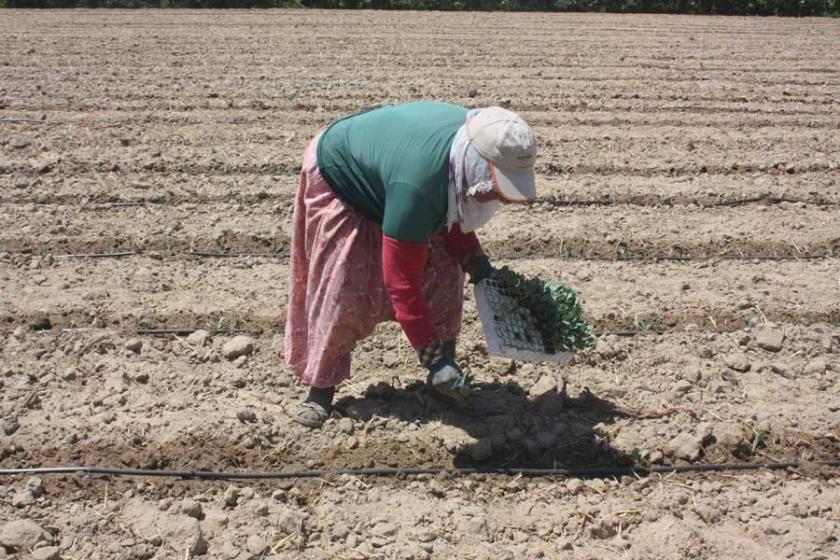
left=415, top=339, right=473, bottom=406
left=461, top=250, right=494, bottom=284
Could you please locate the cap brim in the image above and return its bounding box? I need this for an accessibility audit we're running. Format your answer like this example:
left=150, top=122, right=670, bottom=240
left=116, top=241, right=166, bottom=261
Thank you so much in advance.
left=489, top=163, right=536, bottom=203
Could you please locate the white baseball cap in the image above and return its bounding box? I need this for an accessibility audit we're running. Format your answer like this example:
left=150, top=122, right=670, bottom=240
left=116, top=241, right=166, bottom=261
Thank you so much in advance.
left=466, top=106, right=537, bottom=203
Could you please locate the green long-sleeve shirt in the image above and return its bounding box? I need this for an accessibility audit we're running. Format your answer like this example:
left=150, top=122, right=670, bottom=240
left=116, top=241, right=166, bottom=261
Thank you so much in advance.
left=316, top=101, right=467, bottom=243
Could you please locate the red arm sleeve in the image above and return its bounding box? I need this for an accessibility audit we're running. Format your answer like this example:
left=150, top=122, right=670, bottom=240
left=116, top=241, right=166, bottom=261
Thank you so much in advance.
left=382, top=235, right=437, bottom=348
left=441, top=223, right=481, bottom=262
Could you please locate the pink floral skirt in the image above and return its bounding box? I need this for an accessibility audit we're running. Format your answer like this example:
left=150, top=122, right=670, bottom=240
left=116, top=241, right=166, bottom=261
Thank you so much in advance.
left=284, top=134, right=465, bottom=388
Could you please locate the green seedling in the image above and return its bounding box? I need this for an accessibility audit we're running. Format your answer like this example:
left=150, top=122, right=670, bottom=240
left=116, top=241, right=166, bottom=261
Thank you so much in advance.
left=212, top=315, right=226, bottom=331
left=490, top=267, right=594, bottom=354
left=635, top=319, right=657, bottom=331
left=616, top=244, right=632, bottom=260
left=138, top=318, right=152, bottom=329
left=631, top=448, right=651, bottom=466
left=164, top=238, right=177, bottom=257
left=750, top=430, right=766, bottom=456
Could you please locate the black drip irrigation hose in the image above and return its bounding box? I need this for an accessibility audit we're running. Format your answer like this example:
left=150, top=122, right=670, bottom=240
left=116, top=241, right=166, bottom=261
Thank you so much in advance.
left=44, top=250, right=287, bottom=259
left=122, top=328, right=840, bottom=339
left=53, top=251, right=139, bottom=259
left=8, top=236, right=840, bottom=263
left=536, top=195, right=840, bottom=209
left=504, top=253, right=838, bottom=263
left=131, top=328, right=661, bottom=338
left=1, top=460, right=839, bottom=481
left=603, top=330, right=665, bottom=337
left=27, top=251, right=840, bottom=262
left=182, top=251, right=289, bottom=258
left=134, top=328, right=263, bottom=336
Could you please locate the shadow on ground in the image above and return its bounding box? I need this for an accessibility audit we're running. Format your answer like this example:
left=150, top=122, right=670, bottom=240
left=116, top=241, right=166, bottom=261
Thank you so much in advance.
left=334, top=376, right=634, bottom=471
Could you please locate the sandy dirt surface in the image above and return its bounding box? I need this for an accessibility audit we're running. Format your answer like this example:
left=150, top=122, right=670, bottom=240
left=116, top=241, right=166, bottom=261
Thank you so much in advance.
left=1, top=9, right=839, bottom=560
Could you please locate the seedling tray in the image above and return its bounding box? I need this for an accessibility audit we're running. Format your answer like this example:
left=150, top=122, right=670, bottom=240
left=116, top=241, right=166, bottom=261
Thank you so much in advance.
left=474, top=278, right=575, bottom=364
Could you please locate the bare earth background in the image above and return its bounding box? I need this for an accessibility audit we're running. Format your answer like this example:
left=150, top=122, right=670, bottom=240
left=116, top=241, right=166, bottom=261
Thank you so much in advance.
left=1, top=9, right=839, bottom=560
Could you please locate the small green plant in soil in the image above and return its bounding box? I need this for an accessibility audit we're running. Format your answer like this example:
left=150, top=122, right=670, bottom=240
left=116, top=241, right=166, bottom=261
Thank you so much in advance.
left=615, top=244, right=632, bottom=260
left=490, top=266, right=595, bottom=354
left=750, top=430, right=767, bottom=456
left=212, top=314, right=226, bottom=331
left=631, top=447, right=651, bottom=466
left=635, top=319, right=657, bottom=331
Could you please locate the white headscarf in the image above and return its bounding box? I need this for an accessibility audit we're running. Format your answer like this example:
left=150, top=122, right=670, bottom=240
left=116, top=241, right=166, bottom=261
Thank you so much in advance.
left=447, top=109, right=501, bottom=233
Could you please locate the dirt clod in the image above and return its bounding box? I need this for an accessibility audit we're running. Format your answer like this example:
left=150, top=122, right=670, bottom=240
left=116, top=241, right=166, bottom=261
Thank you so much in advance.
left=237, top=409, right=257, bottom=423
left=30, top=546, right=61, bottom=560
left=245, top=534, right=267, bottom=555
left=124, top=499, right=208, bottom=556
left=186, top=329, right=211, bottom=347
left=12, top=490, right=34, bottom=508
left=756, top=327, right=785, bottom=352
left=769, top=362, right=795, bottom=379
left=3, top=418, right=20, bottom=436
left=664, top=432, right=704, bottom=461
left=338, top=417, right=354, bottom=435
left=222, top=336, right=255, bottom=360
left=529, top=374, right=557, bottom=398
left=12, top=326, right=26, bottom=341
left=724, top=352, right=751, bottom=372
left=713, top=422, right=745, bottom=452
left=0, top=520, right=53, bottom=551
left=223, top=486, right=239, bottom=507
left=804, top=357, right=829, bottom=374
left=10, top=136, right=31, bottom=149
left=179, top=499, right=203, bottom=519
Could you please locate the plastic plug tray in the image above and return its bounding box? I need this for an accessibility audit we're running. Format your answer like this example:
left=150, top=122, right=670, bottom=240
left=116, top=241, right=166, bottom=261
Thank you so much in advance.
left=474, top=278, right=574, bottom=364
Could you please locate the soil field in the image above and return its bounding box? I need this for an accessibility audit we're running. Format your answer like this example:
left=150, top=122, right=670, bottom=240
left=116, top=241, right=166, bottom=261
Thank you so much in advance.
left=1, top=9, right=840, bottom=560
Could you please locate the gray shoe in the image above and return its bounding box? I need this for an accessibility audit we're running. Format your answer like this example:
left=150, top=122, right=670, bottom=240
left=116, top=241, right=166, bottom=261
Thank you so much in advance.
left=292, top=401, right=330, bottom=428
left=426, top=364, right=474, bottom=407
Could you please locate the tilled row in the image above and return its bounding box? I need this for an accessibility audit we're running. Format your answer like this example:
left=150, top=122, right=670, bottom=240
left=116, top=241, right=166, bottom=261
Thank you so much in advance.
left=4, top=155, right=836, bottom=181
left=4, top=86, right=840, bottom=111
left=5, top=89, right=840, bottom=115
left=7, top=113, right=840, bottom=145
left=1, top=236, right=838, bottom=261
left=4, top=32, right=838, bottom=66
left=4, top=121, right=839, bottom=177
left=5, top=110, right=839, bottom=137
left=1, top=201, right=836, bottom=257
left=3, top=254, right=838, bottom=332
left=3, top=166, right=839, bottom=206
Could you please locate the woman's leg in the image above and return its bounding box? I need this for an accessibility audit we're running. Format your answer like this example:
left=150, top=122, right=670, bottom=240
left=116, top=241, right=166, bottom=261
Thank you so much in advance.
left=285, top=134, right=392, bottom=427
